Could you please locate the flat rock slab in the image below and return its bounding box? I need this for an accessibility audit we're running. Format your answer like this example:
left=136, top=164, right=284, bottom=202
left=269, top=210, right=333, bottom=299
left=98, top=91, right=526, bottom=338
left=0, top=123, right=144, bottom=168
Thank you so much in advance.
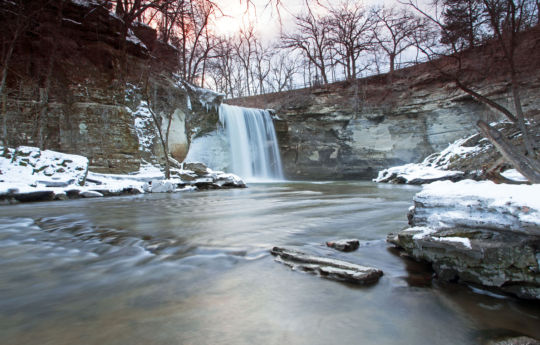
left=271, top=247, right=383, bottom=285
left=326, top=239, right=360, bottom=252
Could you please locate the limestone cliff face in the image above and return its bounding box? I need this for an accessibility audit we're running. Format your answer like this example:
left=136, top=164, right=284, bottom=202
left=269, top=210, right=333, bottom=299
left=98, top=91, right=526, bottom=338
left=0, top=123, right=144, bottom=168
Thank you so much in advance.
left=1, top=0, right=216, bottom=174
left=228, top=27, right=540, bottom=180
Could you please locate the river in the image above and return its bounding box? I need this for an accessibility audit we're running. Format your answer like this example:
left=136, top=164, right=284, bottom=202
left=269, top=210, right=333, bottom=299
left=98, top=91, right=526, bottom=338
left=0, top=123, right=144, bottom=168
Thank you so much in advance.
left=1, top=181, right=539, bottom=345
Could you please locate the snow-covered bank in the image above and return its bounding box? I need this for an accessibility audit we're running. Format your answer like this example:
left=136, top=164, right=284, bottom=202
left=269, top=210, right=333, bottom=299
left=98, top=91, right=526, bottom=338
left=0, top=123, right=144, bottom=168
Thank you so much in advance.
left=374, top=122, right=532, bottom=184
left=0, top=146, right=245, bottom=204
left=388, top=179, right=540, bottom=299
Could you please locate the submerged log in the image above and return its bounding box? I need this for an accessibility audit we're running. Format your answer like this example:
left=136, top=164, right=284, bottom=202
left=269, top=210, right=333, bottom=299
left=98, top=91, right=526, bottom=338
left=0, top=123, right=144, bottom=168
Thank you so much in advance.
left=270, top=247, right=383, bottom=285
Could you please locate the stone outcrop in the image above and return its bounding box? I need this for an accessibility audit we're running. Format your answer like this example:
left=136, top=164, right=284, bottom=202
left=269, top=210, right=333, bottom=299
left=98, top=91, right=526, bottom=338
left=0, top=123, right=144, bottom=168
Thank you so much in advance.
left=271, top=246, right=383, bottom=285
left=0, top=146, right=245, bottom=203
left=228, top=26, right=540, bottom=180
left=374, top=121, right=540, bottom=184
left=1, top=0, right=218, bottom=174
left=388, top=180, right=540, bottom=299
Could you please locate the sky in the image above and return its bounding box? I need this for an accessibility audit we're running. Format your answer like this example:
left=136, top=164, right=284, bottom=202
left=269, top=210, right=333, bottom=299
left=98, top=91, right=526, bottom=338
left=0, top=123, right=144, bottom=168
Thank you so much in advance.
left=213, top=0, right=407, bottom=41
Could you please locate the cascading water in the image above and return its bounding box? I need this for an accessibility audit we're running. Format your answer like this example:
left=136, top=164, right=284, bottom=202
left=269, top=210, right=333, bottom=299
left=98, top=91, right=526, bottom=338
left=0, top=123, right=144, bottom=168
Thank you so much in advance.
left=219, top=104, right=283, bottom=181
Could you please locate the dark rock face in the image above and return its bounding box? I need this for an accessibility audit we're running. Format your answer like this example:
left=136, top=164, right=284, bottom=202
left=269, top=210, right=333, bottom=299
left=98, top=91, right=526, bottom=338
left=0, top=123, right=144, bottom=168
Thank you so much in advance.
left=271, top=246, right=383, bottom=285
left=0, top=1, right=185, bottom=174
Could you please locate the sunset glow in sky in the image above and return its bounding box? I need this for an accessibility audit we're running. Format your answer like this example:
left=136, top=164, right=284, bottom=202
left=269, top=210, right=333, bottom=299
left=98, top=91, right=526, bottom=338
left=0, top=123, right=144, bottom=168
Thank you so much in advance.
left=213, top=0, right=406, bottom=40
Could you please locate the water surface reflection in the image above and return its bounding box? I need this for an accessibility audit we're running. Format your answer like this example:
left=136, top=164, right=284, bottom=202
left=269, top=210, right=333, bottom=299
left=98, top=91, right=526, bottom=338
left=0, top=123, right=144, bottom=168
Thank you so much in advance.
left=0, top=182, right=538, bottom=345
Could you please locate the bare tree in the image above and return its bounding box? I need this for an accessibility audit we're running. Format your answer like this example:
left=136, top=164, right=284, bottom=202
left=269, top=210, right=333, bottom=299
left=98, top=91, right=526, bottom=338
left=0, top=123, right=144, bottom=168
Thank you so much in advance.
left=327, top=0, right=375, bottom=80
left=373, top=6, right=425, bottom=81
left=281, top=3, right=332, bottom=84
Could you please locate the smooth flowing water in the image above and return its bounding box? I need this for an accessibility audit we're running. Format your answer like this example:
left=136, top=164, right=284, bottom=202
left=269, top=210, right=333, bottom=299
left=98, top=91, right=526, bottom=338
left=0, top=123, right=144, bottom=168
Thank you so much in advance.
left=1, top=182, right=539, bottom=345
left=219, top=104, right=283, bottom=181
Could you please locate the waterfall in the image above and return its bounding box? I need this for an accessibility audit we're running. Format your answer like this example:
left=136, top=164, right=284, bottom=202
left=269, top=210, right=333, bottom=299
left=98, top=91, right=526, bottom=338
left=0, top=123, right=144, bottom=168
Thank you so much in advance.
left=219, top=104, right=283, bottom=181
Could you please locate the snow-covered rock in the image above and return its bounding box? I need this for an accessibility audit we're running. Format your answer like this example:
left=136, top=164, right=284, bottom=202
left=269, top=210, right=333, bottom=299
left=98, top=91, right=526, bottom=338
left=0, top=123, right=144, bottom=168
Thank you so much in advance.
left=375, top=121, right=537, bottom=184
left=0, top=147, right=246, bottom=204
left=150, top=180, right=175, bottom=193
left=0, top=146, right=88, bottom=187
left=374, top=133, right=485, bottom=184
left=80, top=191, right=104, bottom=198
left=388, top=180, right=540, bottom=299
left=374, top=163, right=464, bottom=184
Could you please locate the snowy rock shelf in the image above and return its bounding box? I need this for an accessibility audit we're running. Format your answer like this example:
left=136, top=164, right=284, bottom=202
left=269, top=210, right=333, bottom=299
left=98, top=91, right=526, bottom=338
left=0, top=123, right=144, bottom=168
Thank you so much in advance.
left=388, top=180, right=540, bottom=299
left=0, top=146, right=245, bottom=204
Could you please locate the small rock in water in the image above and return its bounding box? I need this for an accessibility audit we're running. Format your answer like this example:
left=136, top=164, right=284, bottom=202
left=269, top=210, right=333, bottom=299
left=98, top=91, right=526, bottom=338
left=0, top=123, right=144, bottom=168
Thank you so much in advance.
left=271, top=247, right=383, bottom=285
left=326, top=239, right=360, bottom=252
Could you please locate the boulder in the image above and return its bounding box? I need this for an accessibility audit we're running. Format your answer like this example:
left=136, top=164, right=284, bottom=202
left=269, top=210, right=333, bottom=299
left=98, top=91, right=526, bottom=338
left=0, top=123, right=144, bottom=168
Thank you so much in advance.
left=183, top=162, right=209, bottom=176
left=389, top=180, right=540, bottom=299
left=326, top=239, right=360, bottom=252
left=12, top=191, right=55, bottom=202
left=271, top=247, right=383, bottom=285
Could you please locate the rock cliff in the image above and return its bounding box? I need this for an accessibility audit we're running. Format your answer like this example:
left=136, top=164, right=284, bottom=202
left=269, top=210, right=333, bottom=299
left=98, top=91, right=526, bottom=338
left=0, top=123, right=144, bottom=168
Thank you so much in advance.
left=228, top=26, right=540, bottom=180
left=0, top=0, right=217, bottom=174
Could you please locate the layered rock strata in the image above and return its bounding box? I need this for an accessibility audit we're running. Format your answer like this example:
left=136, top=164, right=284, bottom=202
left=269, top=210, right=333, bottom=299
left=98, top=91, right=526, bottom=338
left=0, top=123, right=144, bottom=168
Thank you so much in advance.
left=228, top=27, right=540, bottom=180
left=388, top=180, right=540, bottom=299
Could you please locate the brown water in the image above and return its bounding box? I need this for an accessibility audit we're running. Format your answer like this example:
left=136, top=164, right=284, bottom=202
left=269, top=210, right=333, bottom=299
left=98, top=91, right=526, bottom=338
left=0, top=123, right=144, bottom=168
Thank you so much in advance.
left=0, top=181, right=539, bottom=345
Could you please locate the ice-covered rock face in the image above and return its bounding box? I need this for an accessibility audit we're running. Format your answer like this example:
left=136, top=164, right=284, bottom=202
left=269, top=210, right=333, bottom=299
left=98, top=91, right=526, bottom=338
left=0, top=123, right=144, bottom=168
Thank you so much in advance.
left=389, top=180, right=540, bottom=300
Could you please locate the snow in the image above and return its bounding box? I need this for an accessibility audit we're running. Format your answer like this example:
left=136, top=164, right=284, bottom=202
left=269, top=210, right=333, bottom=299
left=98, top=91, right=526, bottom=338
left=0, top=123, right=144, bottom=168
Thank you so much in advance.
left=126, top=29, right=147, bottom=50
left=374, top=132, right=488, bottom=184
left=0, top=146, right=88, bottom=188
left=415, top=180, right=540, bottom=232
left=403, top=226, right=436, bottom=239
left=501, top=169, right=528, bottom=182
left=433, top=236, right=472, bottom=249
left=131, top=101, right=157, bottom=152
left=182, top=81, right=224, bottom=112
left=0, top=146, right=245, bottom=203
left=374, top=163, right=463, bottom=184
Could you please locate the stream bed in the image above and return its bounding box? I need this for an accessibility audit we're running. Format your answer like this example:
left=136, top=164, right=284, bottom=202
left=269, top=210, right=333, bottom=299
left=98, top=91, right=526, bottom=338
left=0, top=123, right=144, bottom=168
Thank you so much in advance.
left=1, top=181, right=539, bottom=345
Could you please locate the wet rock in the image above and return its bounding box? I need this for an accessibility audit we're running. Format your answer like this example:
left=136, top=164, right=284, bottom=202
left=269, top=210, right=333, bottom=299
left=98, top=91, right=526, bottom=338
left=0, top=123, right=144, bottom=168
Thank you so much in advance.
left=389, top=180, right=540, bottom=299
left=12, top=191, right=55, bottom=202
left=326, top=239, right=360, bottom=252
left=270, top=247, right=383, bottom=285
left=486, top=336, right=540, bottom=345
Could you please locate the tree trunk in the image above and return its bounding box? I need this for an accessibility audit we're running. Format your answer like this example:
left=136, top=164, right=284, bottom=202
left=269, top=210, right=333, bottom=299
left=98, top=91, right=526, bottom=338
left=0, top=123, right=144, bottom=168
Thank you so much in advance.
left=510, top=77, right=535, bottom=155
left=388, top=54, right=395, bottom=84
left=477, top=120, right=540, bottom=183
left=454, top=80, right=518, bottom=123
left=1, top=93, right=7, bottom=156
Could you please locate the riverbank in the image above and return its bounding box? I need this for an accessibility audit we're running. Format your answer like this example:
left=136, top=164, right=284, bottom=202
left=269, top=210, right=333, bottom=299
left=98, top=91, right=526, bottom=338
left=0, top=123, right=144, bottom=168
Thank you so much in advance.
left=0, top=146, right=245, bottom=204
